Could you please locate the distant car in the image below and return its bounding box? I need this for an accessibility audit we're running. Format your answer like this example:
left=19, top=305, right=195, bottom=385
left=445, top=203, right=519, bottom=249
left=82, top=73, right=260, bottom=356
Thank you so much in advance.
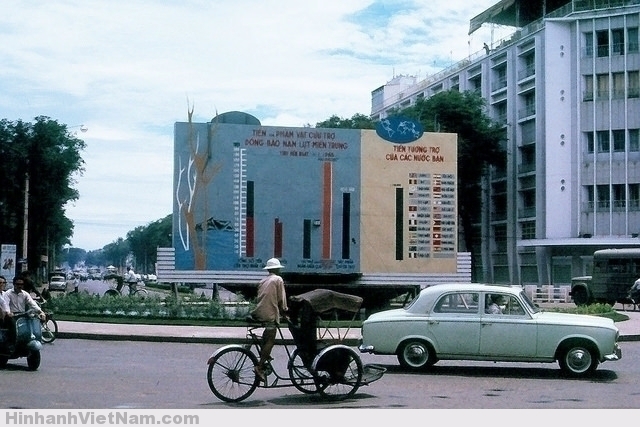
left=143, top=274, right=157, bottom=284
left=359, top=283, right=622, bottom=377
left=48, top=275, right=67, bottom=292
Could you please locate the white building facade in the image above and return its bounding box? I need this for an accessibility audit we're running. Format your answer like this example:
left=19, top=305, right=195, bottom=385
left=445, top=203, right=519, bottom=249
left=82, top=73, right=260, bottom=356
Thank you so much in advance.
left=371, top=0, right=640, bottom=287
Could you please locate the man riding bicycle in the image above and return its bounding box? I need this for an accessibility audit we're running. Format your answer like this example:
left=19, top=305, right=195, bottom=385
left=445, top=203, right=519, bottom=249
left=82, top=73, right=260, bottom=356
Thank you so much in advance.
left=249, top=258, right=288, bottom=382
left=124, top=267, right=139, bottom=295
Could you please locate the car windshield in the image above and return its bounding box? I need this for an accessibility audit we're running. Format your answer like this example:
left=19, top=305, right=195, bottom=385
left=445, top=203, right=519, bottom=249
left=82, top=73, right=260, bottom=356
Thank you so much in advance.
left=519, top=290, right=540, bottom=313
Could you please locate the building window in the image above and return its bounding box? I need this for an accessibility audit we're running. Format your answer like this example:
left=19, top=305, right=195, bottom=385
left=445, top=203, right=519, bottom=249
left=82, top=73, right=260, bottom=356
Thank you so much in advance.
left=596, top=74, right=609, bottom=100
left=629, top=27, right=639, bottom=53
left=613, top=184, right=626, bottom=209
left=597, top=131, right=610, bottom=153
left=597, top=30, right=609, bottom=57
left=518, top=53, right=535, bottom=80
left=519, top=92, right=535, bottom=118
left=630, top=129, right=640, bottom=152
left=628, top=189, right=640, bottom=210
left=493, top=224, right=507, bottom=251
left=629, top=71, right=639, bottom=98
left=586, top=132, right=594, bottom=153
left=613, top=129, right=625, bottom=152
left=585, top=31, right=594, bottom=56
left=612, top=29, right=625, bottom=55
left=469, top=75, right=482, bottom=92
left=584, top=75, right=594, bottom=101
left=492, top=65, right=507, bottom=92
left=521, top=121, right=536, bottom=144
left=521, top=221, right=536, bottom=240
left=597, top=184, right=610, bottom=209
left=586, top=186, right=595, bottom=210
left=494, top=101, right=507, bottom=125
left=612, top=73, right=625, bottom=99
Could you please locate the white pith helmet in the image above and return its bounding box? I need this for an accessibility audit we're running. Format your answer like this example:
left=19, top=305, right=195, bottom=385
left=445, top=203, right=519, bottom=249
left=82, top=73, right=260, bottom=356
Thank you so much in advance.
left=263, top=258, right=284, bottom=270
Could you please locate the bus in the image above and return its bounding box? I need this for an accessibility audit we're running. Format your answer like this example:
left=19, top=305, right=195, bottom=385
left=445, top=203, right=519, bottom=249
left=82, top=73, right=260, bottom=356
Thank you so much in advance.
left=570, top=248, right=640, bottom=306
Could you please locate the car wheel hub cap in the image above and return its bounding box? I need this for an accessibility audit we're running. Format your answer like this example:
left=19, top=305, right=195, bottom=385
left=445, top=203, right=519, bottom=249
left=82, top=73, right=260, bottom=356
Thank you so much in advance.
left=407, top=345, right=427, bottom=365
left=568, top=349, right=590, bottom=371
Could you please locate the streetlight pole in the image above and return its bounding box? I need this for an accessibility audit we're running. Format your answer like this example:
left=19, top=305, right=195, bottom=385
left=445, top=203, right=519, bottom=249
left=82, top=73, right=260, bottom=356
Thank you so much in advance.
left=22, top=170, right=29, bottom=272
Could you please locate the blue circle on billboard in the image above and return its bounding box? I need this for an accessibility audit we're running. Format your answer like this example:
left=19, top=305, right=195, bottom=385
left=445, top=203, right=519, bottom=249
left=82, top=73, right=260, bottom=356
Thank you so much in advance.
left=376, top=116, right=424, bottom=143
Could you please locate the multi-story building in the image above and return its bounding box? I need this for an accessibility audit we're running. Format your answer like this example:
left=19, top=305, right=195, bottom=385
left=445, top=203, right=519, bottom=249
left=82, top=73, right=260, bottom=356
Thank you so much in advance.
left=371, top=0, right=640, bottom=287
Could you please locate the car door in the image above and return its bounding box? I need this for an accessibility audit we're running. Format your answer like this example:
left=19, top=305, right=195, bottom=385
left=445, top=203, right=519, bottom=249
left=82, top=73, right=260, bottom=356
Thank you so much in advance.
left=428, top=291, right=481, bottom=356
left=479, top=293, right=537, bottom=357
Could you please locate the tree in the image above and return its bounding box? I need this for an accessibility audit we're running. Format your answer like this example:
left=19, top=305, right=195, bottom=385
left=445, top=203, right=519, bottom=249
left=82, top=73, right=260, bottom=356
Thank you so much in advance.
left=401, top=90, right=505, bottom=255
left=126, top=214, right=171, bottom=273
left=102, top=238, right=130, bottom=272
left=0, top=117, right=86, bottom=276
left=315, top=113, right=375, bottom=129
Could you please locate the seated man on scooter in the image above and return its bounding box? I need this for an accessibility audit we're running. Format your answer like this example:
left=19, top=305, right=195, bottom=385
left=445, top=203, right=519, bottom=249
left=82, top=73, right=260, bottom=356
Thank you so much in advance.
left=2, top=276, right=46, bottom=352
left=5, top=276, right=46, bottom=319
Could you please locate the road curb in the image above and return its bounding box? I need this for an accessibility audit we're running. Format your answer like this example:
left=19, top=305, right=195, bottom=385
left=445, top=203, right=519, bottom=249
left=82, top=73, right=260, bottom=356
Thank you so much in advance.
left=55, top=332, right=361, bottom=346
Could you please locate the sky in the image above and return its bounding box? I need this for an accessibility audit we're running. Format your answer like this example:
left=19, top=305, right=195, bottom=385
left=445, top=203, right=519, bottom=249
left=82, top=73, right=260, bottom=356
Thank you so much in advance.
left=0, top=0, right=513, bottom=251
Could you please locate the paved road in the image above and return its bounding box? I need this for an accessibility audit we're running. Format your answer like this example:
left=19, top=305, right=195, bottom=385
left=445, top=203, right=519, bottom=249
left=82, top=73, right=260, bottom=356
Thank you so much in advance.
left=3, top=339, right=640, bottom=409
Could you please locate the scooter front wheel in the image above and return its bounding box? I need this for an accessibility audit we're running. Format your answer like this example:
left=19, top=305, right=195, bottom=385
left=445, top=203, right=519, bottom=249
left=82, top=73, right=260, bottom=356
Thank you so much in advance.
left=27, top=350, right=41, bottom=371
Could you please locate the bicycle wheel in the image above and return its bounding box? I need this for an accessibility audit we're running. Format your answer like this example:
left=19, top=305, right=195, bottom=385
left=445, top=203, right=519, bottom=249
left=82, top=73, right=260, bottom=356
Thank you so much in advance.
left=133, top=288, right=148, bottom=297
left=41, top=317, right=58, bottom=344
left=313, top=345, right=363, bottom=401
left=287, top=349, right=318, bottom=394
left=207, top=346, right=259, bottom=403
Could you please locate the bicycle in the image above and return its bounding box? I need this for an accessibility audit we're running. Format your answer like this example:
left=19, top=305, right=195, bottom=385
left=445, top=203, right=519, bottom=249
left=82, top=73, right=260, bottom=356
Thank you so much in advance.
left=40, top=310, right=58, bottom=344
left=103, top=275, right=148, bottom=297
left=205, top=289, right=385, bottom=403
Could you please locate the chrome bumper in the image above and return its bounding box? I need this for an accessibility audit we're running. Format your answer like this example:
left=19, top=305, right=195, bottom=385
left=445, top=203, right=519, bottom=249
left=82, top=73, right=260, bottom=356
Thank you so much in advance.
left=604, top=344, right=622, bottom=361
left=358, top=344, right=374, bottom=354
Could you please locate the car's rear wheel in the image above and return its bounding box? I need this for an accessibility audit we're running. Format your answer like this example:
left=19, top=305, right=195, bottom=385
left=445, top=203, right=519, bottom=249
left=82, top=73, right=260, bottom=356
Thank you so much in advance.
left=397, top=340, right=437, bottom=370
left=558, top=343, right=598, bottom=377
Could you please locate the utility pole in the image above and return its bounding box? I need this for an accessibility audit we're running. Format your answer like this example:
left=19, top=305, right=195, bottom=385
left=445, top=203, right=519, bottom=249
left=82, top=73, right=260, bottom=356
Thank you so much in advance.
left=22, top=171, right=29, bottom=272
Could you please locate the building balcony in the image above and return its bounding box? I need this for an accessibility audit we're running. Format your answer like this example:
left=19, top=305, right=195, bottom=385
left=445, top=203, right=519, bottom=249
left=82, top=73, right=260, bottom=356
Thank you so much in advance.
left=518, top=162, right=536, bottom=174
left=518, top=66, right=535, bottom=81
left=518, top=207, right=537, bottom=218
left=518, top=105, right=536, bottom=119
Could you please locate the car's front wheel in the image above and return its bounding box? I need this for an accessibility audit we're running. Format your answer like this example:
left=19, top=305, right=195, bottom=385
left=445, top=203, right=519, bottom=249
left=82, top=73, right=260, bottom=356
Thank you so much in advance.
left=558, top=343, right=598, bottom=377
left=397, top=340, right=437, bottom=370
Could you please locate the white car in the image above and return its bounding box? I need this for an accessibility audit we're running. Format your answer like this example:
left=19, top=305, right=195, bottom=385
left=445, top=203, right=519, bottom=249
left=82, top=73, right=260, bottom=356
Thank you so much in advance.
left=48, top=275, right=67, bottom=292
left=359, top=283, right=622, bottom=377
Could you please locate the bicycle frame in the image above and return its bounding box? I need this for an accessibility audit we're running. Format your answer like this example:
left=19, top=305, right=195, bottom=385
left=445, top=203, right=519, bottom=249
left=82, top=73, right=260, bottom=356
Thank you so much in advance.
left=213, top=323, right=298, bottom=390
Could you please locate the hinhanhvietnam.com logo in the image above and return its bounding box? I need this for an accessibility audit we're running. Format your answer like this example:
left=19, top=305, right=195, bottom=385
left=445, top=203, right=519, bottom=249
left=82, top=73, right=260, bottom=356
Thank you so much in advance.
left=5, top=411, right=200, bottom=425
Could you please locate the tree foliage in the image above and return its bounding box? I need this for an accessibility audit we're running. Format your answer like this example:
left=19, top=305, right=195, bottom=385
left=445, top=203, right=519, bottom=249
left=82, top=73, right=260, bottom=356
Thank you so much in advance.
left=400, top=90, right=505, bottom=252
left=316, top=113, right=375, bottom=129
left=0, top=116, right=86, bottom=273
left=126, top=214, right=172, bottom=273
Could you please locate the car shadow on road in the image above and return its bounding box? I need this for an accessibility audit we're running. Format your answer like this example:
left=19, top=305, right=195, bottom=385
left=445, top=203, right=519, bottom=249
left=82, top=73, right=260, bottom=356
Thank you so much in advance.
left=379, top=364, right=618, bottom=382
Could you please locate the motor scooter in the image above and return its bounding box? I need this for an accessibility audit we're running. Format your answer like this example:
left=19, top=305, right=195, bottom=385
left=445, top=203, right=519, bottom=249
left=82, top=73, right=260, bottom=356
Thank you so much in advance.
left=0, top=309, right=43, bottom=370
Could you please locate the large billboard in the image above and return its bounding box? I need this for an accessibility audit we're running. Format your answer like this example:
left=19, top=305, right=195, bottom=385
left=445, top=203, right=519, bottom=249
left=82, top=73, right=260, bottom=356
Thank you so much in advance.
left=173, top=117, right=457, bottom=275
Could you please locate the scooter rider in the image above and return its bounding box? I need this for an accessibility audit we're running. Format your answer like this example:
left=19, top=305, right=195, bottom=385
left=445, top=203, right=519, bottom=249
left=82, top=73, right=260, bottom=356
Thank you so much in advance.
left=2, top=276, right=45, bottom=353
left=5, top=276, right=46, bottom=319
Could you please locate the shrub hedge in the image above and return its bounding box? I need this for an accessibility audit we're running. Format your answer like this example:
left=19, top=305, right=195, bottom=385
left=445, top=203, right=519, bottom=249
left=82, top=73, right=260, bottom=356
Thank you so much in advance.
left=46, top=292, right=252, bottom=320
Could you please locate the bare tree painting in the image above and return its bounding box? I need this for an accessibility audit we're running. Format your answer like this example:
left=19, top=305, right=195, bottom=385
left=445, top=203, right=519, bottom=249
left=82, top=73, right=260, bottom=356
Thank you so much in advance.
left=175, top=105, right=222, bottom=269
